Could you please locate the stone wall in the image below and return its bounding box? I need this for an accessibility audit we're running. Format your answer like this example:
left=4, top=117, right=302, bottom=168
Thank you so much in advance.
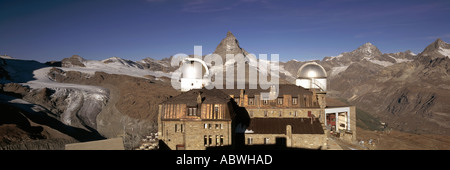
left=160, top=120, right=232, bottom=150
left=244, top=133, right=326, bottom=149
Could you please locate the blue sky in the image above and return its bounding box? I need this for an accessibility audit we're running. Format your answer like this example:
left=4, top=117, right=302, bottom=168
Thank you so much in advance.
left=1, top=0, right=450, bottom=62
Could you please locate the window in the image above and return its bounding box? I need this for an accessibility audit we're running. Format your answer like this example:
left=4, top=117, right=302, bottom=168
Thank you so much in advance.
left=220, top=135, right=224, bottom=146
left=216, top=135, right=220, bottom=146
left=248, top=97, right=254, bottom=105
left=180, top=124, right=184, bottom=132
left=250, top=111, right=254, bottom=117
left=279, top=111, right=282, bottom=117
left=264, top=138, right=270, bottom=144
left=204, top=123, right=207, bottom=129
left=209, top=135, right=212, bottom=146
left=214, top=105, right=219, bottom=113
left=247, top=137, right=253, bottom=145
left=263, top=99, right=268, bottom=105
left=188, top=107, right=197, bottom=116
left=264, top=110, right=268, bottom=117
left=208, top=124, right=212, bottom=129
left=215, top=124, right=219, bottom=129
left=175, top=124, right=178, bottom=132
left=294, top=111, right=298, bottom=117
left=220, top=123, right=223, bottom=129
left=277, top=98, right=283, bottom=105
left=292, top=97, right=298, bottom=105
left=204, top=135, right=208, bottom=146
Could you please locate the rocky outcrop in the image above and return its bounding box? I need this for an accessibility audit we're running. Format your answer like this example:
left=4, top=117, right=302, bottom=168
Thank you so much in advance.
left=62, top=55, right=86, bottom=67
left=1, top=83, right=30, bottom=98
left=138, top=57, right=176, bottom=72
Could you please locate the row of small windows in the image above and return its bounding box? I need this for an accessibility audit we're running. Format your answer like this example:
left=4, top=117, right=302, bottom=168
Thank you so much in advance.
left=174, top=124, right=184, bottom=132
left=204, top=135, right=224, bottom=146
left=187, top=107, right=198, bottom=116
left=175, top=123, right=224, bottom=132
left=236, top=97, right=298, bottom=105
left=204, top=123, right=224, bottom=129
left=187, top=105, right=220, bottom=117
left=249, top=110, right=300, bottom=117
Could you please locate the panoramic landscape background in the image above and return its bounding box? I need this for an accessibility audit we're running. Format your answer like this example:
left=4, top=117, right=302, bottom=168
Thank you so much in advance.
left=1, top=0, right=450, bottom=150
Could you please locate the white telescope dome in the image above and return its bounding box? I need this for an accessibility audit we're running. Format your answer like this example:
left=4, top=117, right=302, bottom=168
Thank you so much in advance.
left=180, top=58, right=210, bottom=92
left=296, top=62, right=327, bottom=91
left=297, top=62, right=327, bottom=78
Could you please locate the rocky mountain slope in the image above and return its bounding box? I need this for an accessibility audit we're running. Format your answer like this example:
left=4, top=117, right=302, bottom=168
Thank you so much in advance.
left=0, top=55, right=179, bottom=149
left=281, top=38, right=450, bottom=135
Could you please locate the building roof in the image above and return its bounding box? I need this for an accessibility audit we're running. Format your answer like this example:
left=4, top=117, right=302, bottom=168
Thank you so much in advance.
left=221, top=84, right=312, bottom=98
left=161, top=88, right=231, bottom=106
left=246, top=118, right=324, bottom=134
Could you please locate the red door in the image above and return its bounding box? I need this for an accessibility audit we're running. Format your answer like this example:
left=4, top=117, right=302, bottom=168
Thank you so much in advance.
left=176, top=144, right=185, bottom=150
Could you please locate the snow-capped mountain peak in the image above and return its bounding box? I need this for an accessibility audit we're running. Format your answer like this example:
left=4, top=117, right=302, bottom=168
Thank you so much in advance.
left=351, top=42, right=382, bottom=57
left=419, top=38, right=450, bottom=60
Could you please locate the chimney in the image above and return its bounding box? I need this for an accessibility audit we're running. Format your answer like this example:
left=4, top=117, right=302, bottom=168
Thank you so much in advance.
left=310, top=114, right=314, bottom=124
left=239, top=89, right=244, bottom=106
left=197, top=92, right=202, bottom=115
left=286, top=125, right=292, bottom=147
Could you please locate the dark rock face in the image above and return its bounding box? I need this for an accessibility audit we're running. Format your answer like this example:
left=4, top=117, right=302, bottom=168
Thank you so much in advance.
left=45, top=61, right=62, bottom=67
left=0, top=58, right=10, bottom=80
left=1, top=83, right=30, bottom=98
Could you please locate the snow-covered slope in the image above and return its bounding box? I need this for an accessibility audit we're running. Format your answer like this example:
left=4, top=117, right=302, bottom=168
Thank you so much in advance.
left=61, top=56, right=172, bottom=79
left=1, top=58, right=109, bottom=131
left=439, top=47, right=450, bottom=58
left=24, top=67, right=109, bottom=129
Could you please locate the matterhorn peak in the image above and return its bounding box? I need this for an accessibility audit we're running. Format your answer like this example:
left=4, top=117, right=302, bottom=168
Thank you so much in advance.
left=226, top=31, right=235, bottom=38
left=213, top=31, right=249, bottom=61
left=363, top=42, right=373, bottom=46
